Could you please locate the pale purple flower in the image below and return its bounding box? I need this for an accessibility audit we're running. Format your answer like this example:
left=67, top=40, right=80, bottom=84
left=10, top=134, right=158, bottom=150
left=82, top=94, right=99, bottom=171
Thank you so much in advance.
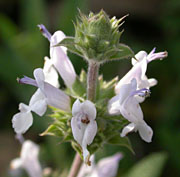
left=77, top=153, right=123, bottom=177
left=109, top=79, right=153, bottom=143
left=115, top=48, right=167, bottom=100
left=12, top=66, right=70, bottom=134
left=71, top=99, right=97, bottom=164
left=38, top=24, right=76, bottom=88
left=19, top=68, right=71, bottom=112
left=10, top=140, right=42, bottom=177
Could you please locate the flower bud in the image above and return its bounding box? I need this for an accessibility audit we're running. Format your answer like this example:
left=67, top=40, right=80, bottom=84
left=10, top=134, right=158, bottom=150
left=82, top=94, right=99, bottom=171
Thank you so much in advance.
left=57, top=10, right=134, bottom=63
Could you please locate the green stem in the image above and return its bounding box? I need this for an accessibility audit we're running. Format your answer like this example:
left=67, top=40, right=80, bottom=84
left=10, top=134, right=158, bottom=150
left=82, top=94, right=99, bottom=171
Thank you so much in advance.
left=67, top=153, right=82, bottom=177
left=87, top=61, right=99, bottom=101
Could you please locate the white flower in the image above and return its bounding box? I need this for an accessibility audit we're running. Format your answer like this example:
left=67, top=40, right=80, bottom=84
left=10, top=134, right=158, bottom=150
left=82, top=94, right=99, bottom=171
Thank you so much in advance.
left=38, top=24, right=76, bottom=88
left=71, top=99, right=97, bottom=164
left=109, top=79, right=153, bottom=143
left=77, top=153, right=123, bottom=177
left=12, top=67, right=70, bottom=134
left=115, top=48, right=167, bottom=100
left=10, top=140, right=42, bottom=177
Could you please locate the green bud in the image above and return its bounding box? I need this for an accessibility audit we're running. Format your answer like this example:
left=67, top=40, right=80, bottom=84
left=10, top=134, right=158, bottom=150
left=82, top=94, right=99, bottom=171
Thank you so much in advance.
left=57, top=10, right=134, bottom=63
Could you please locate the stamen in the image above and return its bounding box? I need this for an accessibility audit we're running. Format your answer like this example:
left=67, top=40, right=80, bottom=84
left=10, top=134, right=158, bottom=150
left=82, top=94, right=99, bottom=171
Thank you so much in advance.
left=17, top=76, right=38, bottom=87
left=37, top=24, right=52, bottom=42
left=147, top=49, right=168, bottom=63
left=132, top=88, right=151, bottom=98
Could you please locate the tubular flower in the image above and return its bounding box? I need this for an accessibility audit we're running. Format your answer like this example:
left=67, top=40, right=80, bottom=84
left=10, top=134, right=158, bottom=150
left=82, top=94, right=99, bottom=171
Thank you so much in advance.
left=108, top=78, right=153, bottom=143
left=12, top=66, right=70, bottom=134
left=115, top=48, right=167, bottom=98
left=10, top=140, right=42, bottom=177
left=71, top=99, right=97, bottom=165
left=38, top=24, right=76, bottom=88
left=19, top=68, right=71, bottom=112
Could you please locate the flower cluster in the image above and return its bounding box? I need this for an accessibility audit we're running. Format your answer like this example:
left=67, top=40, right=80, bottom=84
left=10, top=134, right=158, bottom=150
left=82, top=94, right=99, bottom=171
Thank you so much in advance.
left=12, top=11, right=167, bottom=166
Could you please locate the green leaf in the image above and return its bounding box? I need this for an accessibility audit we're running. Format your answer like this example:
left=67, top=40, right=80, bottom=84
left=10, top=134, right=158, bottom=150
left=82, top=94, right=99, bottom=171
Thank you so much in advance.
left=124, top=152, right=168, bottom=177
left=106, top=43, right=134, bottom=60
left=56, top=37, right=84, bottom=58
left=107, top=134, right=134, bottom=154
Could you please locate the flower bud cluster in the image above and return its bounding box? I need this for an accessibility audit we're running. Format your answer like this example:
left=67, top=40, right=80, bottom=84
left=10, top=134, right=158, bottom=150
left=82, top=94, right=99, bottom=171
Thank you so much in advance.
left=57, top=10, right=134, bottom=63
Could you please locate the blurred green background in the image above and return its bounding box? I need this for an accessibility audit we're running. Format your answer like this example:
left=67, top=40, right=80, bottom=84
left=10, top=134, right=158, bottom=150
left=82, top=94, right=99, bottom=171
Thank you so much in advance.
left=0, top=0, right=180, bottom=176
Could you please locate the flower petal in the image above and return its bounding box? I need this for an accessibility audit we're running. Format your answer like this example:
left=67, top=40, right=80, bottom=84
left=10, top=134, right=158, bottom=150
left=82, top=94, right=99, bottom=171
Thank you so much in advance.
left=29, top=89, right=47, bottom=116
left=10, top=158, right=23, bottom=170
left=121, top=123, right=136, bottom=137
left=72, top=99, right=82, bottom=116
left=137, top=121, right=153, bottom=143
left=81, top=100, right=97, bottom=120
left=12, top=105, right=33, bottom=134
left=120, top=96, right=143, bottom=123
left=43, top=82, right=71, bottom=112
left=82, top=120, right=98, bottom=146
left=43, top=56, right=60, bottom=88
left=33, top=68, right=70, bottom=112
left=50, top=31, right=76, bottom=88
left=148, top=78, right=158, bottom=87
left=33, top=68, right=45, bottom=91
left=50, top=31, right=67, bottom=53
left=96, top=153, right=123, bottom=177
left=115, top=61, right=147, bottom=94
left=71, top=116, right=85, bottom=145
left=108, top=95, right=121, bottom=115
left=132, top=51, right=147, bottom=65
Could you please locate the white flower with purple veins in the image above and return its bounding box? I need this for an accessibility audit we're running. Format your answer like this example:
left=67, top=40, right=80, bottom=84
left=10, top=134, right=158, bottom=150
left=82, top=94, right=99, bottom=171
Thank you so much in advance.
left=12, top=68, right=70, bottom=134
left=109, top=78, right=153, bottom=143
left=71, top=99, right=97, bottom=164
left=10, top=140, right=42, bottom=177
left=115, top=48, right=167, bottom=100
left=38, top=24, right=76, bottom=88
left=77, top=153, right=123, bottom=177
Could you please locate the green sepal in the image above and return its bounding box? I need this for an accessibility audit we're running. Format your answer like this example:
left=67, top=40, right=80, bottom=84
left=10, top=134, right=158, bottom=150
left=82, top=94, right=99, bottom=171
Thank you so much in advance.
left=41, top=107, right=73, bottom=143
left=104, top=43, right=134, bottom=61
left=96, top=76, right=118, bottom=101
left=66, top=76, right=86, bottom=99
left=40, top=124, right=64, bottom=137
left=56, top=37, right=84, bottom=58
left=71, top=141, right=83, bottom=160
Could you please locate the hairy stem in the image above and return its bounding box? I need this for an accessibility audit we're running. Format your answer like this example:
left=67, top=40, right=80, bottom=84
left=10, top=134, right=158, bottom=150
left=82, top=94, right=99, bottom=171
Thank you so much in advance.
left=87, top=61, right=99, bottom=101
left=67, top=153, right=82, bottom=177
